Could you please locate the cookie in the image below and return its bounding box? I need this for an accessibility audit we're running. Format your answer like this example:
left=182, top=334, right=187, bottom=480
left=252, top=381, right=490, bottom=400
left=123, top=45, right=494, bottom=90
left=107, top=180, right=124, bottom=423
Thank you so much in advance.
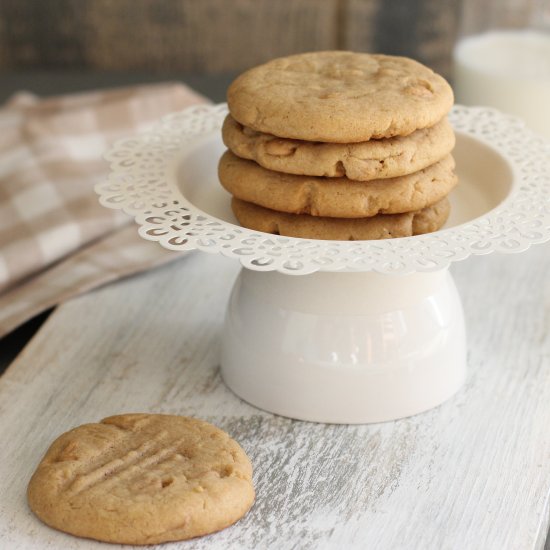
left=227, top=51, right=454, bottom=143
left=232, top=197, right=450, bottom=240
left=219, top=150, right=456, bottom=218
left=222, top=115, right=455, bottom=181
left=27, top=414, right=255, bottom=545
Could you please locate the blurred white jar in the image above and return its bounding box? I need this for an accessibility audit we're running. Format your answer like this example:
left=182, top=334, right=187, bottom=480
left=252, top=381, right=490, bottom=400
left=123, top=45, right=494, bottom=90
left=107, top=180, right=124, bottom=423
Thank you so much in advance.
left=453, top=1, right=550, bottom=139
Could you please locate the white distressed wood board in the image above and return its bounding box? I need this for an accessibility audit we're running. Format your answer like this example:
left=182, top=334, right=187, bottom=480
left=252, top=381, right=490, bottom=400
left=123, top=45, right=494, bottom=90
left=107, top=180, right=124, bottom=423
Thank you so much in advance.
left=0, top=243, right=549, bottom=550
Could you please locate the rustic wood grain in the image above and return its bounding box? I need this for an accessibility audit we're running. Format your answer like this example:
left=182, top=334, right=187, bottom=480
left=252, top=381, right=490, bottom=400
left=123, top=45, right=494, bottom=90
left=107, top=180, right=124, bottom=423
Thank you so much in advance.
left=0, top=0, right=339, bottom=72
left=344, top=0, right=461, bottom=77
left=0, top=240, right=549, bottom=549
left=414, top=0, right=462, bottom=77
left=0, top=0, right=460, bottom=75
left=0, top=0, right=87, bottom=68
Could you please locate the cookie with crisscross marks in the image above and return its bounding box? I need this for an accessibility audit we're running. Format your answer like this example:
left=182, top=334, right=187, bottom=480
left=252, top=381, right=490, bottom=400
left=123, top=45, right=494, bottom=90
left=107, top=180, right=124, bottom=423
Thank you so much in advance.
left=27, top=414, right=255, bottom=544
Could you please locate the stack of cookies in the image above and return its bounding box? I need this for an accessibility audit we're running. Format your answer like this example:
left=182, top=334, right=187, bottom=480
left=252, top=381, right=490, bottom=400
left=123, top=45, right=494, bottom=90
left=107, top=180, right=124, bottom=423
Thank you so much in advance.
left=219, top=51, right=456, bottom=241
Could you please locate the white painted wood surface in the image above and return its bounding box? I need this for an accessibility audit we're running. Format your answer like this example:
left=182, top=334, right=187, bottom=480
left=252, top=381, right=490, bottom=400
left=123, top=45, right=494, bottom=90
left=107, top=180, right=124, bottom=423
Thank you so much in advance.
left=0, top=243, right=549, bottom=550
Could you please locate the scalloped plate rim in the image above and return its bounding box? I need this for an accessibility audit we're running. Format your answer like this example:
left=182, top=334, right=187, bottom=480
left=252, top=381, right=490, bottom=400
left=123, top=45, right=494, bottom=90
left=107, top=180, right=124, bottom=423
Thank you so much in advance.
left=95, top=103, right=550, bottom=275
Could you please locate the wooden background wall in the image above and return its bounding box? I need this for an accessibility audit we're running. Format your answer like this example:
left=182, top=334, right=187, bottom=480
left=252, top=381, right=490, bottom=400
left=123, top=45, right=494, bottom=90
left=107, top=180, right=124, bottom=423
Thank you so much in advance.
left=0, top=0, right=464, bottom=78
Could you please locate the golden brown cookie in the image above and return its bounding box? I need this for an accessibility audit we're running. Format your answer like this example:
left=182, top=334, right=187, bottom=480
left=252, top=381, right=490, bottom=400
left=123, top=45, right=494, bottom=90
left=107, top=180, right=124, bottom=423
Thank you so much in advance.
left=227, top=51, right=454, bottom=143
left=27, top=414, right=255, bottom=545
left=219, top=150, right=457, bottom=218
left=232, top=197, right=450, bottom=240
left=222, top=115, right=455, bottom=181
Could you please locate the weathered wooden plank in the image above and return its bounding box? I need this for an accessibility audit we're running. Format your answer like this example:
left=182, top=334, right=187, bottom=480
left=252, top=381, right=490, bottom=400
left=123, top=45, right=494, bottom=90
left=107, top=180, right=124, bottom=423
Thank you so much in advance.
left=0, top=241, right=549, bottom=549
left=0, top=0, right=87, bottom=68
left=344, top=0, right=461, bottom=77
left=0, top=0, right=339, bottom=72
left=0, top=0, right=465, bottom=76
left=340, top=0, right=379, bottom=60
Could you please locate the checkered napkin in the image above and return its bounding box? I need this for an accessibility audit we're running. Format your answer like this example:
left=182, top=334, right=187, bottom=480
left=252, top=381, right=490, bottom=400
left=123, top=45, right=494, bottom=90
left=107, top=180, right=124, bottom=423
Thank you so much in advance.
left=0, top=83, right=207, bottom=338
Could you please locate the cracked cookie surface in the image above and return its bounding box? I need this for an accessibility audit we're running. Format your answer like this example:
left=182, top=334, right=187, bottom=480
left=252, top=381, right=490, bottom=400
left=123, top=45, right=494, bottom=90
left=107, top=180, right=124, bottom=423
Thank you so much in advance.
left=223, top=115, right=455, bottom=181
left=232, top=197, right=450, bottom=240
left=227, top=51, right=453, bottom=143
left=219, top=150, right=456, bottom=218
left=27, top=414, right=255, bottom=545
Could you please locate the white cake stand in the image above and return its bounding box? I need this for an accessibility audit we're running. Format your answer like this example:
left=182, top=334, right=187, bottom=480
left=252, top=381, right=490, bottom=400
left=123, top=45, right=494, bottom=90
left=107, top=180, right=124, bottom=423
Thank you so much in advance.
left=97, top=104, right=550, bottom=424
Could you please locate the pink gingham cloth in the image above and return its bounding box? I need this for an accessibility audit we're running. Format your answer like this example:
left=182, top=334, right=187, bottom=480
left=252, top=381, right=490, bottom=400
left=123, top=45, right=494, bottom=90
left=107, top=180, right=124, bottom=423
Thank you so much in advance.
left=0, top=83, right=207, bottom=338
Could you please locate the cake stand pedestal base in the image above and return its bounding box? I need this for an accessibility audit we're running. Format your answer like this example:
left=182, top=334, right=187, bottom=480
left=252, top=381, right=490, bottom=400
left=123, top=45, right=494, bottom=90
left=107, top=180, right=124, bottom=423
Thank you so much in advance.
left=221, top=268, right=467, bottom=424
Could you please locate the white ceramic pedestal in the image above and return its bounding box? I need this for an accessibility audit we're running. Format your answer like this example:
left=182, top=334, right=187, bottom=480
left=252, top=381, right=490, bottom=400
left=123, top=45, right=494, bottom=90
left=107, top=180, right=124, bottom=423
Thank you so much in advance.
left=99, top=104, right=550, bottom=425
left=221, top=268, right=466, bottom=423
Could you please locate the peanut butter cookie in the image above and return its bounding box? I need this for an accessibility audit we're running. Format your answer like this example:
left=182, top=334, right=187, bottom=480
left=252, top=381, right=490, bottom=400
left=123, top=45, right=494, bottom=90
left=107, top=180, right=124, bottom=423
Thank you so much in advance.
left=227, top=51, right=453, bottom=143
left=27, top=414, right=255, bottom=545
left=219, top=150, right=457, bottom=218
left=231, top=197, right=450, bottom=240
left=222, top=115, right=455, bottom=181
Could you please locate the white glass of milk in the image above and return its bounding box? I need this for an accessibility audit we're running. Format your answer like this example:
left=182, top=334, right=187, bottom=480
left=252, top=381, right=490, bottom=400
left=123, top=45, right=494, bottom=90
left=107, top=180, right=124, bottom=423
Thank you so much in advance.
left=453, top=6, right=550, bottom=140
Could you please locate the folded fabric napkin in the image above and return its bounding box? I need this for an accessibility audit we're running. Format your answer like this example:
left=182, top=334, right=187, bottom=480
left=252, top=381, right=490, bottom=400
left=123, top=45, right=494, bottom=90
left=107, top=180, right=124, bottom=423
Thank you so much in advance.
left=0, top=83, right=207, bottom=338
